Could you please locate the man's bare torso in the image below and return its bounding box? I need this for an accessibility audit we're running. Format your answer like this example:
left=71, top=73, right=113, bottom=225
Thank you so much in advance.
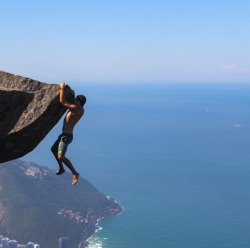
left=62, top=107, right=84, bottom=134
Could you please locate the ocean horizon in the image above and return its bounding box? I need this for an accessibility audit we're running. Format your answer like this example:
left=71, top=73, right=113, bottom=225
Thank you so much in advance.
left=23, top=83, right=250, bottom=248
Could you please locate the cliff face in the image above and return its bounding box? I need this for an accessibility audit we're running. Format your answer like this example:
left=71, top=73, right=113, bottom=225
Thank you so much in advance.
left=0, top=160, right=122, bottom=248
left=0, top=71, right=70, bottom=163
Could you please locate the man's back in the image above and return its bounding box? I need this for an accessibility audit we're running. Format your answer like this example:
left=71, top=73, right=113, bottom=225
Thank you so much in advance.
left=62, top=108, right=84, bottom=134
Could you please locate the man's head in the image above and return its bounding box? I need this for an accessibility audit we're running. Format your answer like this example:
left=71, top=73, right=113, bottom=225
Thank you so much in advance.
left=76, top=95, right=86, bottom=107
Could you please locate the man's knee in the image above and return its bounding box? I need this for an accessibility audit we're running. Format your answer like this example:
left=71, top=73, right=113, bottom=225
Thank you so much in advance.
left=51, top=146, right=55, bottom=153
left=51, top=143, right=58, bottom=153
left=57, top=153, right=65, bottom=161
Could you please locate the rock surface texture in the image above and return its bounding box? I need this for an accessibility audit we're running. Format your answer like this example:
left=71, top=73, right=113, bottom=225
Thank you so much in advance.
left=0, top=70, right=67, bottom=163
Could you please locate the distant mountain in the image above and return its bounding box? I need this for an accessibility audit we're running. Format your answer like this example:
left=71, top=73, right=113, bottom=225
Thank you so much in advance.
left=0, top=160, right=122, bottom=248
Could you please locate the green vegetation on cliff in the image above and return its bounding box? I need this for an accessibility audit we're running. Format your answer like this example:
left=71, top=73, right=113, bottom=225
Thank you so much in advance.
left=0, top=160, right=122, bottom=248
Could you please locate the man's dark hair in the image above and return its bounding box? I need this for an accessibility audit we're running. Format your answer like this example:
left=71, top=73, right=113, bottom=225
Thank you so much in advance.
left=76, top=95, right=86, bottom=107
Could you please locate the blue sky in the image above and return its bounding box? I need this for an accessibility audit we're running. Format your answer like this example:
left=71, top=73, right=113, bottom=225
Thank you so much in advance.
left=0, top=0, right=250, bottom=84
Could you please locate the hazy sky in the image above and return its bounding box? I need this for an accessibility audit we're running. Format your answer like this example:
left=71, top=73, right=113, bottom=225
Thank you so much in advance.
left=0, top=0, right=249, bottom=84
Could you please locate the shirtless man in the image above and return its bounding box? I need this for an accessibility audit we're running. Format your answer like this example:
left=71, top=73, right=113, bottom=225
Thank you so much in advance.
left=51, top=83, right=86, bottom=185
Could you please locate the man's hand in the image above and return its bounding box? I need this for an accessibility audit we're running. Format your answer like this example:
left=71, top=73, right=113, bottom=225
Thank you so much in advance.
left=60, top=83, right=66, bottom=89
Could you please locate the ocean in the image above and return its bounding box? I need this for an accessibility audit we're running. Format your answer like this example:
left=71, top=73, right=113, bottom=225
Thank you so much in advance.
left=23, top=83, right=250, bottom=248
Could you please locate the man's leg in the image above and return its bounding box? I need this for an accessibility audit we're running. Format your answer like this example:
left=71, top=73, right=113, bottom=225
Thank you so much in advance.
left=51, top=139, right=65, bottom=175
left=58, top=154, right=79, bottom=185
left=56, top=134, right=79, bottom=184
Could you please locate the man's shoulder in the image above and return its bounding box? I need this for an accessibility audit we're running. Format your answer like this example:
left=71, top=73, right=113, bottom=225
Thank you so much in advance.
left=71, top=106, right=84, bottom=116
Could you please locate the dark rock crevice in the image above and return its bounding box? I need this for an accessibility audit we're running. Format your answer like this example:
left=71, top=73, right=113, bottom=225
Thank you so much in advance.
left=0, top=90, right=34, bottom=138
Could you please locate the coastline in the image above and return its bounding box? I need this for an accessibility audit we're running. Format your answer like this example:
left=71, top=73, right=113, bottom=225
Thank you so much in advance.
left=79, top=197, right=123, bottom=248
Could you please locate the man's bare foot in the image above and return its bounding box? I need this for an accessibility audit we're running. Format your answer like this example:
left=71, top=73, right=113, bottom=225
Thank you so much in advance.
left=72, top=173, right=79, bottom=185
left=56, top=169, right=65, bottom=175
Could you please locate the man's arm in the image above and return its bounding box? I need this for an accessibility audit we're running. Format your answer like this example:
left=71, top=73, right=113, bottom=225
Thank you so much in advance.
left=59, top=83, right=78, bottom=110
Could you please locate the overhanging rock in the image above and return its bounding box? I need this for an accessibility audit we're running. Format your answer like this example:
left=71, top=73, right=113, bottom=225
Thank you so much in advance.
left=0, top=70, right=69, bottom=163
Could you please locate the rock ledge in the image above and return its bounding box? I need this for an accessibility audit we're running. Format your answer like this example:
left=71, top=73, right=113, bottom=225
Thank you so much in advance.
left=0, top=70, right=67, bottom=163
